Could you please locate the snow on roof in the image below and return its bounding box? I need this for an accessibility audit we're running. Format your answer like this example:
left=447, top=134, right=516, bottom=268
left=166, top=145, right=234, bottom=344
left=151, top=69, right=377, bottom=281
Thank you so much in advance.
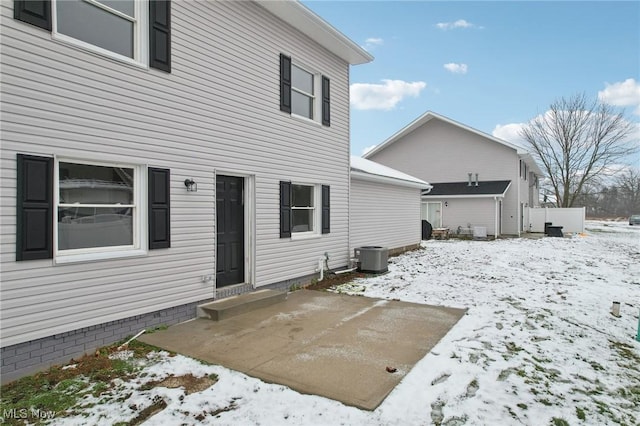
left=350, top=156, right=432, bottom=189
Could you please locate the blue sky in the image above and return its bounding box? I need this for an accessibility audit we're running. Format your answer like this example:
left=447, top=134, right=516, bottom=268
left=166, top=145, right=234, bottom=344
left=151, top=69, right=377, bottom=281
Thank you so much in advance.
left=303, top=1, right=640, bottom=157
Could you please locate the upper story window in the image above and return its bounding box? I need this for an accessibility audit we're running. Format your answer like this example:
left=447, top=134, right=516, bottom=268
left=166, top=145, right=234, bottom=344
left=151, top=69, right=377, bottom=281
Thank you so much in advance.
left=56, top=0, right=139, bottom=60
left=13, top=0, right=171, bottom=72
left=291, top=65, right=315, bottom=119
left=280, top=54, right=330, bottom=126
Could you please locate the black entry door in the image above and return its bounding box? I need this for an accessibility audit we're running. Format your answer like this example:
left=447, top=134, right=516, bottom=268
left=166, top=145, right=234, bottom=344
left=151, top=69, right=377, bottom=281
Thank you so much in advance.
left=216, top=175, right=244, bottom=287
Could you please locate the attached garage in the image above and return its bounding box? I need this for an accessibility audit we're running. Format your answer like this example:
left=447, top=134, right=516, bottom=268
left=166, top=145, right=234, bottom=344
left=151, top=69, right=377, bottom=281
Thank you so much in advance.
left=350, top=156, right=431, bottom=255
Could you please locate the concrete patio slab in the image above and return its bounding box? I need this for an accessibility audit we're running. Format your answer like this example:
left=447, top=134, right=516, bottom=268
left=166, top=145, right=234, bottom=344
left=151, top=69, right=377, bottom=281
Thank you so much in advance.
left=139, top=290, right=466, bottom=410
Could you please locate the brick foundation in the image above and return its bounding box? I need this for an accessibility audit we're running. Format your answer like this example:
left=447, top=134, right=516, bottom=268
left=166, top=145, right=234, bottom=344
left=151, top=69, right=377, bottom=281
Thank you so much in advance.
left=0, top=273, right=319, bottom=384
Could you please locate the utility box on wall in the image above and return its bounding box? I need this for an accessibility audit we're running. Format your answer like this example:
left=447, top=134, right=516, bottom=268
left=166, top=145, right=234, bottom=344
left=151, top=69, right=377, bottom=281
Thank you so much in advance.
left=355, top=246, right=389, bottom=273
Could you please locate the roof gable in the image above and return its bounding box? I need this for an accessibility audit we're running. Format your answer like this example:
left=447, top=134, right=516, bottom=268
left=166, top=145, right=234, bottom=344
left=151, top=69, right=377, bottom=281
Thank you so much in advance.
left=364, top=111, right=523, bottom=157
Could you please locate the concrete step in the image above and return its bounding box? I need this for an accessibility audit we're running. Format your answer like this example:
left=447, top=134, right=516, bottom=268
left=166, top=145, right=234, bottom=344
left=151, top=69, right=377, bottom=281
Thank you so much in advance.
left=197, top=289, right=287, bottom=321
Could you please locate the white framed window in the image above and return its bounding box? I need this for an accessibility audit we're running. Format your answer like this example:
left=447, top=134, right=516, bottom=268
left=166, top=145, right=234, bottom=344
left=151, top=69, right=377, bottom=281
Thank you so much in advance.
left=55, top=159, right=145, bottom=262
left=291, top=183, right=318, bottom=235
left=52, top=0, right=147, bottom=66
left=291, top=64, right=317, bottom=121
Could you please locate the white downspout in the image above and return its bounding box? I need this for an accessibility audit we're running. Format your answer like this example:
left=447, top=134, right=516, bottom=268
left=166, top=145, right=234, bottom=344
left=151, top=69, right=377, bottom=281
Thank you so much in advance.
left=494, top=196, right=499, bottom=240
left=317, top=258, right=324, bottom=281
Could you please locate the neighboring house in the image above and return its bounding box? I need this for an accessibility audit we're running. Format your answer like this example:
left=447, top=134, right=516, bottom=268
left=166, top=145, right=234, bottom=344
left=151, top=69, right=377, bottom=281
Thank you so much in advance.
left=350, top=156, right=431, bottom=255
left=0, top=0, right=372, bottom=381
left=364, top=111, right=542, bottom=237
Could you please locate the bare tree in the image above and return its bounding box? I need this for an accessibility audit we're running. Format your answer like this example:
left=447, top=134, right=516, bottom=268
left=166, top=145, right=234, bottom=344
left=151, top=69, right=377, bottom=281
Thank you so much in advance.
left=520, top=93, right=637, bottom=207
left=615, top=168, right=640, bottom=214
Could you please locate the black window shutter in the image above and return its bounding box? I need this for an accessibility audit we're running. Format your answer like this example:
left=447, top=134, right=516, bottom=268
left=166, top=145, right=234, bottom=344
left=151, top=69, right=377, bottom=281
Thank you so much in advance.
left=321, top=185, right=330, bottom=234
left=148, top=168, right=171, bottom=249
left=14, top=0, right=51, bottom=31
left=280, top=54, right=292, bottom=113
left=16, top=154, right=53, bottom=261
left=149, top=0, right=171, bottom=73
left=279, top=181, right=291, bottom=238
left=321, top=76, right=330, bottom=126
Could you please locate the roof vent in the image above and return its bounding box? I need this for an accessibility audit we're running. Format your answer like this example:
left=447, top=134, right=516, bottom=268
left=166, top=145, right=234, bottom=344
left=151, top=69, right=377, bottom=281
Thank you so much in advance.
left=468, top=173, right=473, bottom=186
left=475, top=173, right=479, bottom=186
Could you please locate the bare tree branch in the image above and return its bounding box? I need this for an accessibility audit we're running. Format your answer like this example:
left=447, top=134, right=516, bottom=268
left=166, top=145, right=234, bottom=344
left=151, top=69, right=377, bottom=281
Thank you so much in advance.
left=519, top=93, right=638, bottom=207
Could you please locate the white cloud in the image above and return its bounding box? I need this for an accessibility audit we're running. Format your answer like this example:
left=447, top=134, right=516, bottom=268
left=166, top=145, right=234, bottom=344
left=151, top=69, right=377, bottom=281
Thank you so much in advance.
left=435, top=19, right=482, bottom=30
left=598, top=78, right=640, bottom=115
left=365, top=37, right=383, bottom=45
left=443, top=63, right=468, bottom=74
left=362, top=37, right=383, bottom=51
left=492, top=123, right=528, bottom=147
left=350, top=80, right=427, bottom=110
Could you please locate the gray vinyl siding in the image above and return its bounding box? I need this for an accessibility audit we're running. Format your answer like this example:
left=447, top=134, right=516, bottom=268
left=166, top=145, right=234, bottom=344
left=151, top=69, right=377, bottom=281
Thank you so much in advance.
left=431, top=198, right=497, bottom=236
left=350, top=179, right=421, bottom=253
left=1, top=1, right=350, bottom=347
left=368, top=118, right=521, bottom=235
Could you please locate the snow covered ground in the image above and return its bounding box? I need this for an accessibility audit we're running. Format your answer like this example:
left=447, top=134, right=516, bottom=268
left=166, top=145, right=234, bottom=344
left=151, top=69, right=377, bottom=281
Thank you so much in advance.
left=56, top=221, right=639, bottom=425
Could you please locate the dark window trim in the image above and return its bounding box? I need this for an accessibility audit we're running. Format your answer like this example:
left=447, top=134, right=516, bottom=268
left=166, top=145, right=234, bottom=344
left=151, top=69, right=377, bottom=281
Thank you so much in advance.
left=279, top=180, right=292, bottom=238
left=280, top=54, right=292, bottom=113
left=321, top=76, right=330, bottom=127
left=148, top=167, right=171, bottom=249
left=321, top=184, right=330, bottom=234
left=149, top=0, right=171, bottom=72
left=16, top=154, right=53, bottom=261
left=14, top=0, right=51, bottom=31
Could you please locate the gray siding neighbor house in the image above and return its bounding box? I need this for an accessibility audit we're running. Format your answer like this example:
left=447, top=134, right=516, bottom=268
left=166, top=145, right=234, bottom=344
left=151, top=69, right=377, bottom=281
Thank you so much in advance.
left=0, top=0, right=372, bottom=381
left=350, top=156, right=431, bottom=255
left=364, top=111, right=542, bottom=237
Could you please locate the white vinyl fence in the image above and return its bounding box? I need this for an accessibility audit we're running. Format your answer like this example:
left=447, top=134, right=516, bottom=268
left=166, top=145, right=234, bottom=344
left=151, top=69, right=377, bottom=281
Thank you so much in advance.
left=527, top=207, right=585, bottom=233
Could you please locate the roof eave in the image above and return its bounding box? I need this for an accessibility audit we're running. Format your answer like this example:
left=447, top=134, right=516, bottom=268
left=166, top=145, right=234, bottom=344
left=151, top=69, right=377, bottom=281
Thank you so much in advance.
left=256, top=0, right=373, bottom=65
left=351, top=170, right=432, bottom=189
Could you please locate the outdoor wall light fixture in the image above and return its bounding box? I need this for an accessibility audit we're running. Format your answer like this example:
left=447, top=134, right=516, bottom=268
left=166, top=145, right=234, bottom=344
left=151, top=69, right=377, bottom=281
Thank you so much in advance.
left=184, top=178, right=197, bottom=192
left=444, top=201, right=448, bottom=207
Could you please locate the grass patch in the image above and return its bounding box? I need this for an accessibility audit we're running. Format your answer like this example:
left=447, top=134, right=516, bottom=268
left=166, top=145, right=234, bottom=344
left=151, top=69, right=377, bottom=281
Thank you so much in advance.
left=576, top=407, right=586, bottom=420
left=0, top=339, right=157, bottom=425
left=551, top=418, right=570, bottom=426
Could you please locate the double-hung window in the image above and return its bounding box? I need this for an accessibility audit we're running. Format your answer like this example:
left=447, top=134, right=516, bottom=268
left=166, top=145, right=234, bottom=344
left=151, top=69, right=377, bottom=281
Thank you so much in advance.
left=279, top=181, right=330, bottom=238
left=54, top=0, right=143, bottom=62
left=291, top=184, right=315, bottom=233
left=291, top=65, right=315, bottom=120
left=14, top=0, right=170, bottom=71
left=280, top=54, right=330, bottom=126
left=15, top=154, right=170, bottom=262
left=56, top=160, right=141, bottom=256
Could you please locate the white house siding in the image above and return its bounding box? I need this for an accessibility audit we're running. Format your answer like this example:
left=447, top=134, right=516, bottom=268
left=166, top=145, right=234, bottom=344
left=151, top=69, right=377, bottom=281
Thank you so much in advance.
left=367, top=118, right=521, bottom=234
left=428, top=198, right=497, bottom=236
left=350, top=179, right=421, bottom=253
left=0, top=1, right=351, bottom=348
